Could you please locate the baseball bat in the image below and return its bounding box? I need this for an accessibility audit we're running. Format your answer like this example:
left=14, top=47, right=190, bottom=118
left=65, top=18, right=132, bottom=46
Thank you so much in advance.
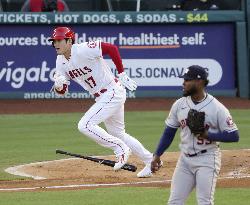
left=55, top=149, right=137, bottom=172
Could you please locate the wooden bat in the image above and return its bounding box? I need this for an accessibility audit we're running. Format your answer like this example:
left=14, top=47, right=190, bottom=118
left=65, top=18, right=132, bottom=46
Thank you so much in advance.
left=56, top=149, right=137, bottom=172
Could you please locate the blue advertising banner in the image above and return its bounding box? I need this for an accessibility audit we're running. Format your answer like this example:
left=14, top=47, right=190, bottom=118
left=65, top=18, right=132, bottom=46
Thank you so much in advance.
left=0, top=24, right=235, bottom=99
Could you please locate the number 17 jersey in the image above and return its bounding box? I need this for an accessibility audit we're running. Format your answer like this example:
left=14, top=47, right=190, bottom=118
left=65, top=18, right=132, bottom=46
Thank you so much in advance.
left=55, top=40, right=114, bottom=95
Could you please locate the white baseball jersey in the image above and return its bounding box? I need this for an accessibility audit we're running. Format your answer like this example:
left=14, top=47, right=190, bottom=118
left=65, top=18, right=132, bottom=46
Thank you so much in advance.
left=54, top=40, right=153, bottom=171
left=55, top=40, right=114, bottom=95
left=166, top=94, right=238, bottom=154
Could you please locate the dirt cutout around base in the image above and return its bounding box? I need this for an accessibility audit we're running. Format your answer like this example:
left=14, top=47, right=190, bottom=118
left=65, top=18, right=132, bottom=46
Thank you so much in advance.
left=1, top=149, right=250, bottom=191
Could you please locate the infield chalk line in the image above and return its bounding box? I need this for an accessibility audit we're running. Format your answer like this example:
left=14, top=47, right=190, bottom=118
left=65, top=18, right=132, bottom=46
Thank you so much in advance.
left=0, top=180, right=170, bottom=191
left=5, top=158, right=81, bottom=180
left=1, top=176, right=250, bottom=192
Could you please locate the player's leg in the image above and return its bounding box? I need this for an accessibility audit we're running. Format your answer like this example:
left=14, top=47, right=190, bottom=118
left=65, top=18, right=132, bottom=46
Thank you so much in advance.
left=104, top=105, right=153, bottom=176
left=195, top=152, right=221, bottom=205
left=78, top=89, right=129, bottom=158
left=168, top=155, right=195, bottom=205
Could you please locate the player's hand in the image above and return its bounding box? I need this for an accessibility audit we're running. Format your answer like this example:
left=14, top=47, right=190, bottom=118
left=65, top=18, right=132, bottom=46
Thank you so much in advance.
left=195, top=129, right=208, bottom=139
left=53, top=73, right=70, bottom=90
left=118, top=72, right=137, bottom=91
left=151, top=155, right=163, bottom=173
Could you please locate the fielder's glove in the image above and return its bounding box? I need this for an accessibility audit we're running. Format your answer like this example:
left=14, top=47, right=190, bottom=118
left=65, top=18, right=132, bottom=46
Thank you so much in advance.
left=186, top=109, right=205, bottom=135
left=118, top=72, right=137, bottom=91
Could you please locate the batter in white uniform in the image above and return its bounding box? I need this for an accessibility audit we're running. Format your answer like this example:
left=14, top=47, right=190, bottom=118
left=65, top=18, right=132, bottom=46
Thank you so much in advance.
left=151, top=65, right=239, bottom=204
left=49, top=27, right=153, bottom=177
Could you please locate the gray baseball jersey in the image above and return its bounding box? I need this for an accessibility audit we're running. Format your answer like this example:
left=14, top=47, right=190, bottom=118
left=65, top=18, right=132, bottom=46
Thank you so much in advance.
left=166, top=93, right=238, bottom=154
left=165, top=94, right=238, bottom=205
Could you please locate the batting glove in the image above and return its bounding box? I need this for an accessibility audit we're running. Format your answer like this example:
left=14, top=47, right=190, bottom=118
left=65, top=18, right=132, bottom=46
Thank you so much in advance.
left=118, top=72, right=137, bottom=91
left=53, top=73, right=70, bottom=91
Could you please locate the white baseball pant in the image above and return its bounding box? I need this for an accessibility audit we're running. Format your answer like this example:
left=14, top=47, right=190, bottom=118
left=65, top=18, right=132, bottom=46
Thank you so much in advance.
left=77, top=80, right=152, bottom=164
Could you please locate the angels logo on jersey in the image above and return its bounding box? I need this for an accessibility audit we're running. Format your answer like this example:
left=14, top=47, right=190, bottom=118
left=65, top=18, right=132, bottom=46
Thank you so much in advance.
left=226, top=116, right=234, bottom=127
left=68, top=66, right=92, bottom=79
left=87, top=41, right=97, bottom=48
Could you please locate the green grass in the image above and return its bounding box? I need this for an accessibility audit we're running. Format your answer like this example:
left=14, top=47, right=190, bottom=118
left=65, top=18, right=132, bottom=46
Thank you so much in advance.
left=0, top=187, right=249, bottom=205
left=0, top=110, right=249, bottom=205
left=0, top=110, right=249, bottom=180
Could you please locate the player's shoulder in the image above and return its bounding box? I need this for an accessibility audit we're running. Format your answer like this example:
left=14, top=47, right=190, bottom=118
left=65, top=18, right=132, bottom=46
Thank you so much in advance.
left=207, top=94, right=228, bottom=110
left=203, top=93, right=215, bottom=106
left=213, top=97, right=228, bottom=108
left=71, top=41, right=101, bottom=54
left=71, top=43, right=84, bottom=54
left=171, top=97, right=187, bottom=110
left=207, top=94, right=220, bottom=105
left=70, top=43, right=87, bottom=61
left=175, top=96, right=186, bottom=104
left=86, top=40, right=101, bottom=48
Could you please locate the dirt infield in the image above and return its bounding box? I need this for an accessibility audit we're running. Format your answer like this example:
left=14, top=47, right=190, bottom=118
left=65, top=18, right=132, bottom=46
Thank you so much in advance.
left=0, top=97, right=249, bottom=192
left=1, top=149, right=250, bottom=192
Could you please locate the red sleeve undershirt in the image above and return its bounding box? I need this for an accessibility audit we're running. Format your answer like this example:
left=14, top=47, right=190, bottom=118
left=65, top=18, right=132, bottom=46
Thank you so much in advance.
left=101, top=42, right=124, bottom=74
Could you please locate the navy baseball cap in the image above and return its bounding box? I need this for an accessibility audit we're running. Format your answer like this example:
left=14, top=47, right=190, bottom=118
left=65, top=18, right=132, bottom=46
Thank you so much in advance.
left=179, top=65, right=208, bottom=80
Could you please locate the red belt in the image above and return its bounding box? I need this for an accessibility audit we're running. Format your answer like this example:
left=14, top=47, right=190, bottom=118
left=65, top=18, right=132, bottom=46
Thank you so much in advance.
left=93, top=89, right=107, bottom=97
left=93, top=78, right=119, bottom=98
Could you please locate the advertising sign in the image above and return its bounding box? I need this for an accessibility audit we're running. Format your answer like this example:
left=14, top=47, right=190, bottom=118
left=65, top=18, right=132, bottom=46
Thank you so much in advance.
left=0, top=24, right=235, bottom=98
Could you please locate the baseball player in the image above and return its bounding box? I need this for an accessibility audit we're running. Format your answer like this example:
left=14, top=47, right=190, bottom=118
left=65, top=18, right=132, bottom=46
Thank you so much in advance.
left=49, top=27, right=153, bottom=177
left=151, top=65, right=239, bottom=204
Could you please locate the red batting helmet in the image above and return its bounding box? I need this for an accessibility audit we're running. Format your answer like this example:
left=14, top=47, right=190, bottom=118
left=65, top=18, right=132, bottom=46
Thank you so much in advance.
left=49, top=27, right=75, bottom=41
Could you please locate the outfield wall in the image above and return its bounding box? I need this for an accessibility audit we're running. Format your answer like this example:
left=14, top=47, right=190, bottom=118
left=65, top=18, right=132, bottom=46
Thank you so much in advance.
left=0, top=11, right=249, bottom=99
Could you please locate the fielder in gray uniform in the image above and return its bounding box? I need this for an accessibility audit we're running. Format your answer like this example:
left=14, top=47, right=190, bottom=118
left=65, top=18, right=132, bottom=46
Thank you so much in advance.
left=151, top=65, right=239, bottom=205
